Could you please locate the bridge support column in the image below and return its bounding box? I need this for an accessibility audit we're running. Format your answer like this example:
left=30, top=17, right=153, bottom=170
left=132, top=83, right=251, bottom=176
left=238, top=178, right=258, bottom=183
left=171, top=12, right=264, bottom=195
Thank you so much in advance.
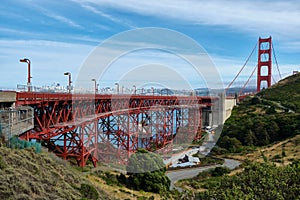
left=257, top=36, right=272, bottom=92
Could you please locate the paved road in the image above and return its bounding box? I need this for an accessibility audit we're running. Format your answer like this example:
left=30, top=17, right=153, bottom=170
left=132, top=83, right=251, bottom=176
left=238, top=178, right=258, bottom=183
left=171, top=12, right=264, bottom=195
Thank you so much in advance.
left=166, top=159, right=241, bottom=192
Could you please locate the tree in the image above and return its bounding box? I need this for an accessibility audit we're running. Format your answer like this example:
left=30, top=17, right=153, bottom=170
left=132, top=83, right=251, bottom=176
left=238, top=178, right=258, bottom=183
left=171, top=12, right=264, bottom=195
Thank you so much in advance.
left=195, top=162, right=300, bottom=199
left=217, top=136, right=242, bottom=152
left=266, top=105, right=276, bottom=114
left=251, top=96, right=261, bottom=105
left=126, top=149, right=170, bottom=194
left=243, top=130, right=256, bottom=146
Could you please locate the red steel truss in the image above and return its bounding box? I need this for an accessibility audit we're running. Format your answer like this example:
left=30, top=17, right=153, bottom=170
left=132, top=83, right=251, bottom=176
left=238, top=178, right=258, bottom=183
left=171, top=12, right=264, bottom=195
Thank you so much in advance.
left=16, top=92, right=214, bottom=167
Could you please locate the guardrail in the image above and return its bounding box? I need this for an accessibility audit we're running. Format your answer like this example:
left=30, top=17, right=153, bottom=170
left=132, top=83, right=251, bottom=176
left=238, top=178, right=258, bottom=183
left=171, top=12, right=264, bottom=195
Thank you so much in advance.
left=0, top=106, right=34, bottom=141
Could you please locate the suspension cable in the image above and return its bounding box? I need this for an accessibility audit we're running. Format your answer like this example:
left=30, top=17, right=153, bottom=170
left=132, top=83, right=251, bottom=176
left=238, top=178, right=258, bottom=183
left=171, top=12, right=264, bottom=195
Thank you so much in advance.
left=225, top=42, right=258, bottom=92
left=260, top=42, right=278, bottom=84
left=261, top=45, right=277, bottom=83
left=272, top=43, right=282, bottom=80
left=239, top=64, right=257, bottom=95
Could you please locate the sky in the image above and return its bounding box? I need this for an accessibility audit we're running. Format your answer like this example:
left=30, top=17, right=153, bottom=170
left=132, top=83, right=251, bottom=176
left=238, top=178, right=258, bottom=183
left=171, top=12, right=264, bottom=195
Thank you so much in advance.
left=1, top=0, right=300, bottom=91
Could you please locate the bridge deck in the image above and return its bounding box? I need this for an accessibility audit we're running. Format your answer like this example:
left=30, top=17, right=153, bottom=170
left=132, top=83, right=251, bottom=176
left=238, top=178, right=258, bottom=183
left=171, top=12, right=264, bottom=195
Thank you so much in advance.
left=1, top=91, right=216, bottom=167
left=15, top=92, right=214, bottom=105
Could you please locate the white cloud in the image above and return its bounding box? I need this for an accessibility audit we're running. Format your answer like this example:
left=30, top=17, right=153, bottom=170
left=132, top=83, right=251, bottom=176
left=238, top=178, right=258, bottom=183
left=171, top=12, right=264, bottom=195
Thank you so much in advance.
left=0, top=38, right=294, bottom=90
left=73, top=0, right=300, bottom=40
left=29, top=3, right=83, bottom=29
left=2, top=1, right=298, bottom=90
left=73, top=1, right=136, bottom=28
left=80, top=4, right=121, bottom=24
left=279, top=41, right=300, bottom=52
left=45, top=13, right=83, bottom=29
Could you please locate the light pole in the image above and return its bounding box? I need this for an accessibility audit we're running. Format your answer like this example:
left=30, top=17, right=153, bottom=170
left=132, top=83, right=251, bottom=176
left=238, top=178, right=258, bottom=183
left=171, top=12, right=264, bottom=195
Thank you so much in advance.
left=19, top=58, right=31, bottom=92
left=133, top=85, right=136, bottom=95
left=141, top=88, right=144, bottom=95
left=121, top=86, right=124, bottom=94
left=64, top=72, right=72, bottom=93
left=151, top=87, right=154, bottom=95
left=91, top=79, right=98, bottom=94
left=115, top=83, right=119, bottom=94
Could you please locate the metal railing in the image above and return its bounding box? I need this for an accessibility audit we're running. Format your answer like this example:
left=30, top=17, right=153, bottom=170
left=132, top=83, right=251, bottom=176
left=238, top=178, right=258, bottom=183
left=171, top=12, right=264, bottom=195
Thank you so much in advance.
left=0, top=106, right=34, bottom=141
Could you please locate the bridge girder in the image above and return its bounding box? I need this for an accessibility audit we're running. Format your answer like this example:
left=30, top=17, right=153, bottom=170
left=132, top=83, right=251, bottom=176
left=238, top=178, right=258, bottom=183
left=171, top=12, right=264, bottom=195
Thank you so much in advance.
left=16, top=92, right=211, bottom=167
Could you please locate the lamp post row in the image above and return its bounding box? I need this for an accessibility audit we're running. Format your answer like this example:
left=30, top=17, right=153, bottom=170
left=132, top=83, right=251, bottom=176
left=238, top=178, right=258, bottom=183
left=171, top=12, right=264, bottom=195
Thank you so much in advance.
left=64, top=72, right=72, bottom=93
left=19, top=58, right=158, bottom=95
left=19, top=58, right=31, bottom=92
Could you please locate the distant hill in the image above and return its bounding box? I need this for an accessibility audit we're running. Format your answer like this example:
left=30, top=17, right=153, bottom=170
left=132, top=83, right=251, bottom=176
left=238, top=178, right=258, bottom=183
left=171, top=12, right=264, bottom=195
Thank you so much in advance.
left=217, top=73, right=300, bottom=151
left=258, top=72, right=300, bottom=112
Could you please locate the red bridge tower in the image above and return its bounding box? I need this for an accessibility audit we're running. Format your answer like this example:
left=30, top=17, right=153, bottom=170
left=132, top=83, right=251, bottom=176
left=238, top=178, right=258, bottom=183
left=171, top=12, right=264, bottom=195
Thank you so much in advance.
left=257, top=37, right=272, bottom=92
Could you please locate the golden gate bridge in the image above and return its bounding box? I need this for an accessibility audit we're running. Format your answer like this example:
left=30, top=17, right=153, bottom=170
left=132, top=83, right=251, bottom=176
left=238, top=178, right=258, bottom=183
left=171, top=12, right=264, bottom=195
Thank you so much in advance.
left=226, top=36, right=282, bottom=97
left=0, top=36, right=282, bottom=167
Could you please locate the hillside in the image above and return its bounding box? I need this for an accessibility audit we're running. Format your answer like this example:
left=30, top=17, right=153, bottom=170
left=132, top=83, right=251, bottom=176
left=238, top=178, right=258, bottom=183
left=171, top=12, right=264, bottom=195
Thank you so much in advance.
left=0, top=146, right=112, bottom=200
left=194, top=161, right=299, bottom=199
left=224, top=134, right=300, bottom=165
left=218, top=73, right=300, bottom=151
left=258, top=72, right=300, bottom=112
left=0, top=146, right=167, bottom=200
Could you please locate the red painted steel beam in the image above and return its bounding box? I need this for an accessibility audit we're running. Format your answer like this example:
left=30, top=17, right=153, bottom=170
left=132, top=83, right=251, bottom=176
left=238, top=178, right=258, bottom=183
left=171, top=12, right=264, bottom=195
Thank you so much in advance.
left=16, top=91, right=213, bottom=167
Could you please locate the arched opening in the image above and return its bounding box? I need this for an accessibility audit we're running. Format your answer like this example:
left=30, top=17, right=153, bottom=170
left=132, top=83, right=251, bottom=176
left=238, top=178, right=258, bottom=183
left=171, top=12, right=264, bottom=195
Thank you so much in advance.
left=260, top=42, right=270, bottom=50
left=260, top=53, right=269, bottom=62
left=260, top=80, right=268, bottom=91
left=260, top=65, right=269, bottom=76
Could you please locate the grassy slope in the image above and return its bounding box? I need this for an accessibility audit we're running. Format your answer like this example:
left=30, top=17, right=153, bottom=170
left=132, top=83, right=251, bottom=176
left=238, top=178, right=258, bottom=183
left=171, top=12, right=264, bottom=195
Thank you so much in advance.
left=0, top=147, right=113, bottom=200
left=225, top=134, right=300, bottom=165
left=0, top=146, right=164, bottom=200
left=258, top=72, right=300, bottom=112
left=86, top=174, right=161, bottom=200
left=219, top=73, right=300, bottom=149
left=175, top=134, right=300, bottom=196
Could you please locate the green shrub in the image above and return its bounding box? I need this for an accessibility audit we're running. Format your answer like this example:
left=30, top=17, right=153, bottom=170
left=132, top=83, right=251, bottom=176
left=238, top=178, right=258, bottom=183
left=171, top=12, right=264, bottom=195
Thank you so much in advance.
left=199, top=156, right=224, bottom=165
left=211, top=167, right=231, bottom=177
left=272, top=154, right=281, bottom=160
left=196, top=162, right=300, bottom=199
left=93, top=170, right=122, bottom=186
left=8, top=137, right=41, bottom=153
left=126, top=149, right=170, bottom=194
left=80, top=183, right=99, bottom=200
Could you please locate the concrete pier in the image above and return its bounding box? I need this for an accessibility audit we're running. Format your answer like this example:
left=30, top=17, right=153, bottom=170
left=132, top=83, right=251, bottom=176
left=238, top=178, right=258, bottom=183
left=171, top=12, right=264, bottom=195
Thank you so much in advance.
left=0, top=91, right=34, bottom=140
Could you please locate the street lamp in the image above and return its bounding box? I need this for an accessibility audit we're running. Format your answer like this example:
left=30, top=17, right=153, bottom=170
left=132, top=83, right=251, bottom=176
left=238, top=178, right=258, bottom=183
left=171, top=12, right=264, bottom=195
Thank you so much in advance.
left=121, top=86, right=124, bottom=94
left=115, top=83, right=119, bottom=94
left=91, top=79, right=98, bottom=94
left=64, top=72, right=72, bottom=93
left=19, top=58, right=31, bottom=92
left=133, top=85, right=136, bottom=95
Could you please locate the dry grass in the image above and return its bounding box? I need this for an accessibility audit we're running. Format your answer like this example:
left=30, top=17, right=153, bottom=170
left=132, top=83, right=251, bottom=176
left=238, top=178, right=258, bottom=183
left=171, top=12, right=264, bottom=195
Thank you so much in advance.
left=0, top=146, right=114, bottom=200
left=86, top=173, right=161, bottom=200
left=223, top=134, right=300, bottom=165
left=0, top=147, right=80, bottom=199
left=0, top=145, right=168, bottom=199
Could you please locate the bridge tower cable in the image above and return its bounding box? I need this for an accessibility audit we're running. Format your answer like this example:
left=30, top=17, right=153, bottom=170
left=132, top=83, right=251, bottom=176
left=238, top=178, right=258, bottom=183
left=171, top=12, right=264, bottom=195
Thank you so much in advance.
left=261, top=43, right=277, bottom=85
left=225, top=42, right=258, bottom=93
left=272, top=43, right=282, bottom=80
left=239, top=64, right=257, bottom=95
left=257, top=37, right=272, bottom=92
